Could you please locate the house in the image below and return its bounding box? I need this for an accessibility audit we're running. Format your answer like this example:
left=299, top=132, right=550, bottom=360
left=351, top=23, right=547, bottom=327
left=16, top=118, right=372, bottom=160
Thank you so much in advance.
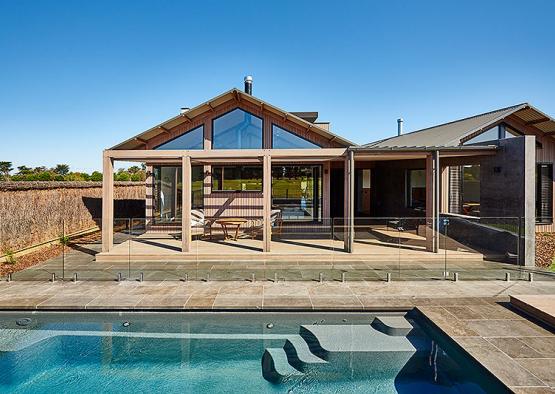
left=99, top=77, right=555, bottom=266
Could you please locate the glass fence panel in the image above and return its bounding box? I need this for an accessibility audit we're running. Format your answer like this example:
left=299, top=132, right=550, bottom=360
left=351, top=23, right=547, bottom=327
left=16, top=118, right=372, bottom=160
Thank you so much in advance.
left=3, top=215, right=554, bottom=283
left=442, top=216, right=523, bottom=281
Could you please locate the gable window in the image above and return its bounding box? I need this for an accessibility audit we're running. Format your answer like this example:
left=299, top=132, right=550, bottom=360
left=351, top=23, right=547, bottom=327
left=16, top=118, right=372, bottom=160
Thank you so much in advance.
left=536, top=163, right=553, bottom=224
left=272, top=125, right=321, bottom=149
left=212, top=166, right=263, bottom=191
left=463, top=124, right=522, bottom=145
left=406, top=169, right=426, bottom=209
left=155, top=125, right=203, bottom=150
left=212, top=109, right=262, bottom=149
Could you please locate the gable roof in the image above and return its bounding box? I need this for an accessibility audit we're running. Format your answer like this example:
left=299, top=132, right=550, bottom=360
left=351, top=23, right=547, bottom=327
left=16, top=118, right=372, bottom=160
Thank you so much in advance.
left=364, top=103, right=555, bottom=149
left=111, top=88, right=355, bottom=150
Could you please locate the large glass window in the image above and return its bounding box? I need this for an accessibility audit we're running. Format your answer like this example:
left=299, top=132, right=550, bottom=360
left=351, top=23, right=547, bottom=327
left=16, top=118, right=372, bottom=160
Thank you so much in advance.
left=406, top=169, right=426, bottom=209
left=212, top=166, right=263, bottom=191
left=463, top=124, right=521, bottom=145
left=152, top=165, right=204, bottom=223
left=155, top=126, right=203, bottom=150
left=272, top=165, right=322, bottom=221
left=272, top=125, right=321, bottom=149
left=464, top=126, right=500, bottom=145
left=212, top=109, right=262, bottom=149
left=461, top=165, right=480, bottom=216
left=536, top=163, right=554, bottom=224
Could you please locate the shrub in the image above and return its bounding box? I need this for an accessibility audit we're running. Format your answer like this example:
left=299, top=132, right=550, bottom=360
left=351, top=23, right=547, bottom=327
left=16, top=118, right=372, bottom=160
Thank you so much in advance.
left=90, top=171, right=102, bottom=181
left=116, top=172, right=130, bottom=181
left=38, top=172, right=53, bottom=181
left=2, top=248, right=16, bottom=265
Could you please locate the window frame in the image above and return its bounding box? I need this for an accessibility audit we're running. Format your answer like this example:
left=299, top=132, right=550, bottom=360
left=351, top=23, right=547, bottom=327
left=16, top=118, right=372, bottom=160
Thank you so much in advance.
left=271, top=123, right=322, bottom=149
left=536, top=162, right=554, bottom=225
left=211, top=108, right=263, bottom=150
left=405, top=169, right=426, bottom=209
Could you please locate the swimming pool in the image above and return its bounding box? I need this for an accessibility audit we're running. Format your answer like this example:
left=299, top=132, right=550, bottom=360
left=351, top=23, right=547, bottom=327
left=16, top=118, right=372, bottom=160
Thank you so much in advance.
left=0, top=311, right=506, bottom=393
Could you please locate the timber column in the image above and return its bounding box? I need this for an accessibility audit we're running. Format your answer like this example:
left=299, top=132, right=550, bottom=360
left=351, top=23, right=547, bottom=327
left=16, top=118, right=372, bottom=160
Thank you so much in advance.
left=262, top=153, right=272, bottom=252
left=102, top=151, right=114, bottom=252
left=182, top=155, right=192, bottom=252
left=343, top=150, right=355, bottom=252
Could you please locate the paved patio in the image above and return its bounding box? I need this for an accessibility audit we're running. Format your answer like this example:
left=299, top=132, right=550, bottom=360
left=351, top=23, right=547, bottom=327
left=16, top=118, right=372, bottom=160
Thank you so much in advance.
left=12, top=232, right=554, bottom=282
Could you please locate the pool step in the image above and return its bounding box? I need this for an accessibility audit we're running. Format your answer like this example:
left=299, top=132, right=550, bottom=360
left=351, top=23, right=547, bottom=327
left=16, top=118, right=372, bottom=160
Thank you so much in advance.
left=299, top=324, right=416, bottom=359
left=262, top=348, right=304, bottom=383
left=283, top=335, right=327, bottom=370
left=371, top=316, right=414, bottom=336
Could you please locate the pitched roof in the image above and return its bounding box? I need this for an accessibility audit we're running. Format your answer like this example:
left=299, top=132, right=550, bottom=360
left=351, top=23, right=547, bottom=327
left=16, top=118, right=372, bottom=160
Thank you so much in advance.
left=111, top=89, right=355, bottom=150
left=364, top=103, right=555, bottom=149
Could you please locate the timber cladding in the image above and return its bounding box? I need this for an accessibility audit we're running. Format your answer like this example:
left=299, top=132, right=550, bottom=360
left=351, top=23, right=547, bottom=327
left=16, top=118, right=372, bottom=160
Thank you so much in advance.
left=0, top=182, right=145, bottom=251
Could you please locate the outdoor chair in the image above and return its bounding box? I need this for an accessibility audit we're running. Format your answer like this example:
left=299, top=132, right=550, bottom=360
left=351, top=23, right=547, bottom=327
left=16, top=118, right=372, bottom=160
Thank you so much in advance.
left=248, top=209, right=283, bottom=239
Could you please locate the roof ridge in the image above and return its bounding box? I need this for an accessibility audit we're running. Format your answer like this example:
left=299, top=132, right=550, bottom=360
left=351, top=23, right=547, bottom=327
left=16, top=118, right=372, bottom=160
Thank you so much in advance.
left=363, top=102, right=528, bottom=147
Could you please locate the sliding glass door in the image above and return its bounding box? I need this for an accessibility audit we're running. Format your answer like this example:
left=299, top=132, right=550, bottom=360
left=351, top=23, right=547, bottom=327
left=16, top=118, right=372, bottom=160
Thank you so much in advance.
left=271, top=165, right=322, bottom=222
left=152, top=165, right=203, bottom=224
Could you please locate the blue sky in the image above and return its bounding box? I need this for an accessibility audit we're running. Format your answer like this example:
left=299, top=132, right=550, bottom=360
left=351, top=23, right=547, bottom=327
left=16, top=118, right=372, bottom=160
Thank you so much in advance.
left=1, top=0, right=554, bottom=172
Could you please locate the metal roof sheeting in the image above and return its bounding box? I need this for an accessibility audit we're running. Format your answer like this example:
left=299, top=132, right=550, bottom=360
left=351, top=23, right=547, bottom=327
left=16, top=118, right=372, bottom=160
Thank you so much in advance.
left=364, top=104, right=527, bottom=149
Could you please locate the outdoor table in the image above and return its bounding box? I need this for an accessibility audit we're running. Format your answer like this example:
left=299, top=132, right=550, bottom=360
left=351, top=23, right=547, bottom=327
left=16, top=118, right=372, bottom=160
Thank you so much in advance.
left=215, top=218, right=248, bottom=241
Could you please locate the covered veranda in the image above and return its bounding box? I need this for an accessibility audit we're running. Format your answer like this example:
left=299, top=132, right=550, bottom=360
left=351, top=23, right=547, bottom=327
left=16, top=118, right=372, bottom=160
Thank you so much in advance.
left=98, top=146, right=499, bottom=262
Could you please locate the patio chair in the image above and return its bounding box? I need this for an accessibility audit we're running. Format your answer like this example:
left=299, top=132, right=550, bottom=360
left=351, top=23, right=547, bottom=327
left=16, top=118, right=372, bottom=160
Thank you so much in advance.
left=248, top=209, right=283, bottom=239
left=171, top=209, right=213, bottom=240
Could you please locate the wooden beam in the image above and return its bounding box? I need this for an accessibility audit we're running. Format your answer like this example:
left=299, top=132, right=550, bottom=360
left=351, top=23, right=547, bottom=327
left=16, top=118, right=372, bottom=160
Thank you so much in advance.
left=134, top=137, right=148, bottom=145
left=105, top=148, right=347, bottom=160
left=526, top=117, right=550, bottom=125
left=182, top=156, right=192, bottom=252
left=262, top=154, right=272, bottom=252
left=101, top=153, right=114, bottom=252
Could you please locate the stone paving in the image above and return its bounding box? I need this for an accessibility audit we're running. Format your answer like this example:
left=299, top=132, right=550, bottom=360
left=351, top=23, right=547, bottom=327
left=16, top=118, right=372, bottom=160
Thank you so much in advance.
left=0, top=279, right=553, bottom=391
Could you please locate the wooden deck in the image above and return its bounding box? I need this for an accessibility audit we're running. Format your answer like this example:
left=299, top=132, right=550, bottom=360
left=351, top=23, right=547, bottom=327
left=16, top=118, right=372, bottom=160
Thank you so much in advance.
left=96, top=229, right=484, bottom=262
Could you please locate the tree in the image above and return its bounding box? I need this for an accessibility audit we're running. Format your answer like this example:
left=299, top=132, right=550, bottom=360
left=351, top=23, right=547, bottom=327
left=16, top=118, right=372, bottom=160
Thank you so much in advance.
left=17, top=165, right=32, bottom=175
left=0, top=161, right=13, bottom=180
left=53, top=164, right=70, bottom=176
left=90, top=171, right=102, bottom=181
left=115, top=172, right=130, bottom=181
left=128, top=166, right=141, bottom=174
left=33, top=166, right=47, bottom=173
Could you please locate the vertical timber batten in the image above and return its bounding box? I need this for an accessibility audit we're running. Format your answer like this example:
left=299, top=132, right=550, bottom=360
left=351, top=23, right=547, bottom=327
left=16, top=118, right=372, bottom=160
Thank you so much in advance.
left=263, top=154, right=272, bottom=252
left=182, top=156, right=192, bottom=252
left=102, top=153, right=114, bottom=252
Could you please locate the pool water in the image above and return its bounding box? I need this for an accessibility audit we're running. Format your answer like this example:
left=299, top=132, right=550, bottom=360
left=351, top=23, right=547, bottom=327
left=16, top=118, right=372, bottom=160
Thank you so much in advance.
left=0, top=312, right=507, bottom=393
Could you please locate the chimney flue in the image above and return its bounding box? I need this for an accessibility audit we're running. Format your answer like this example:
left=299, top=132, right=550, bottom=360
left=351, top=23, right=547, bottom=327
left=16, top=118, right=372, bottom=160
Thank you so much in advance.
left=180, top=107, right=190, bottom=114
left=397, top=118, right=404, bottom=136
left=244, top=75, right=253, bottom=95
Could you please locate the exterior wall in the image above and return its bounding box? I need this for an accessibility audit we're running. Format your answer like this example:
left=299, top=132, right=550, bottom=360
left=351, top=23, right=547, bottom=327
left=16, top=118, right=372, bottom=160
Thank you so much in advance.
left=479, top=136, right=536, bottom=265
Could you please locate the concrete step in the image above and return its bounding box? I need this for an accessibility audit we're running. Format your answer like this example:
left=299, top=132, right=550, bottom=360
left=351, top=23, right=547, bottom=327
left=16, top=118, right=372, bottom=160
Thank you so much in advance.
left=371, top=316, right=414, bottom=336
left=261, top=348, right=303, bottom=383
left=283, top=335, right=327, bottom=370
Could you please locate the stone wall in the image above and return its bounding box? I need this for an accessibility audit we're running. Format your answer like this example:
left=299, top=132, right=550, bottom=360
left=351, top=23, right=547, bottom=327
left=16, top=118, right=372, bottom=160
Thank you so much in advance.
left=0, top=181, right=145, bottom=251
